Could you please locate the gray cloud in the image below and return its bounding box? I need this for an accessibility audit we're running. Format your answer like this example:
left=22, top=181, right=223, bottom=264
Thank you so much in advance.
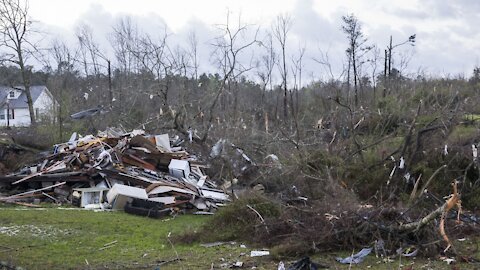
left=19, top=0, right=480, bottom=79
left=387, top=8, right=428, bottom=20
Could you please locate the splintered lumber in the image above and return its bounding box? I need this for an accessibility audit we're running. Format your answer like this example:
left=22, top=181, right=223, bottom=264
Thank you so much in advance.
left=0, top=172, right=88, bottom=183
left=2, top=201, right=42, bottom=207
left=11, top=160, right=69, bottom=185
left=0, top=182, right=67, bottom=201
left=439, top=181, right=461, bottom=252
left=122, top=154, right=156, bottom=170
left=11, top=171, right=42, bottom=185
left=101, top=169, right=155, bottom=187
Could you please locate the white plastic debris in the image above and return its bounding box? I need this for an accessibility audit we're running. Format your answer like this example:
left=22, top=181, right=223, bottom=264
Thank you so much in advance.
left=265, top=154, right=282, bottom=169
left=149, top=94, right=154, bottom=99
left=387, top=166, right=397, bottom=185
left=68, top=132, right=77, bottom=142
left=277, top=261, right=285, bottom=270
left=97, top=149, right=112, bottom=163
left=399, top=157, right=405, bottom=169
left=129, top=129, right=145, bottom=136
left=401, top=249, right=418, bottom=257
left=235, top=146, right=254, bottom=164
left=210, top=139, right=225, bottom=158
left=154, top=134, right=171, bottom=151
left=389, top=166, right=396, bottom=178
left=188, top=128, right=193, bottom=143
left=336, top=248, right=372, bottom=264
left=473, top=144, right=478, bottom=161
left=168, top=159, right=191, bottom=179
left=442, top=257, right=455, bottom=264
left=404, top=172, right=411, bottom=183
left=250, top=250, right=270, bottom=257
left=233, top=261, right=243, bottom=267
left=83, top=92, right=89, bottom=100
left=444, top=144, right=448, bottom=156
left=93, top=149, right=112, bottom=168
left=84, top=203, right=102, bottom=210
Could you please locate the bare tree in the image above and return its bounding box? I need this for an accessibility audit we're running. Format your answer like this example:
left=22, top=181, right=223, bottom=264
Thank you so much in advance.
left=341, top=14, right=369, bottom=107
left=187, top=30, right=199, bottom=80
left=368, top=45, right=380, bottom=102
left=49, top=39, right=78, bottom=141
left=386, top=34, right=415, bottom=77
left=256, top=33, right=276, bottom=103
left=129, top=26, right=171, bottom=106
left=256, top=32, right=276, bottom=133
left=76, top=24, right=114, bottom=106
left=273, top=14, right=292, bottom=120
left=109, top=17, right=139, bottom=105
left=381, top=34, right=415, bottom=97
left=200, top=12, right=259, bottom=141
left=76, top=25, right=101, bottom=76
left=313, top=49, right=344, bottom=82
left=0, top=0, right=37, bottom=125
left=291, top=44, right=305, bottom=116
left=111, top=17, right=138, bottom=75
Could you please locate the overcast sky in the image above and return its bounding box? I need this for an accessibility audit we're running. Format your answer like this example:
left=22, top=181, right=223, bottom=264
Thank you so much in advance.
left=26, top=0, right=480, bottom=80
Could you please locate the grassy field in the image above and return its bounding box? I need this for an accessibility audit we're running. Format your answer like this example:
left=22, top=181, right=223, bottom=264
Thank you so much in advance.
left=0, top=204, right=479, bottom=269
left=0, top=204, right=275, bottom=270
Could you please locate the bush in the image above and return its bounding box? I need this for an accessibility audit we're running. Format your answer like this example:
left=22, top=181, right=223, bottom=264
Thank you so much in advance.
left=177, top=193, right=282, bottom=244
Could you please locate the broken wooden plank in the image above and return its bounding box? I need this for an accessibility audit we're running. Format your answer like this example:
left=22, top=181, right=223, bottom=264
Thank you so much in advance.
left=1, top=182, right=67, bottom=201
left=11, top=171, right=43, bottom=185
left=122, top=154, right=156, bottom=171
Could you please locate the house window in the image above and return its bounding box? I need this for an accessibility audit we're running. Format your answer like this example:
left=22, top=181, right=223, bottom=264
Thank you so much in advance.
left=9, top=91, right=14, bottom=98
left=8, top=109, right=14, bottom=119
left=0, top=112, right=4, bottom=120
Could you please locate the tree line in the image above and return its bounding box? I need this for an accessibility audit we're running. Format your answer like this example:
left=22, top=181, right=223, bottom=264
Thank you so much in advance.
left=1, top=0, right=478, bottom=147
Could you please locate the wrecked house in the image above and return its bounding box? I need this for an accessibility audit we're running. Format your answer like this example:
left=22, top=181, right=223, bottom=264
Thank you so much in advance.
left=0, top=127, right=230, bottom=216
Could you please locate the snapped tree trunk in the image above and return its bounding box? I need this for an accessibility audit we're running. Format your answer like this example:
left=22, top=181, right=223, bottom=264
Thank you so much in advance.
left=353, top=49, right=358, bottom=107
left=107, top=59, right=113, bottom=107
left=388, top=35, right=392, bottom=76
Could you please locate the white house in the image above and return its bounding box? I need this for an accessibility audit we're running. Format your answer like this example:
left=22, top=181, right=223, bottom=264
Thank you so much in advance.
left=0, top=85, right=56, bottom=127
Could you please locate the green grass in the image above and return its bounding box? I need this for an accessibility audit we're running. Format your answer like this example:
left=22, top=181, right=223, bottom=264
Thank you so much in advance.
left=448, top=125, right=478, bottom=144
left=1, top=204, right=479, bottom=269
left=0, top=205, right=220, bottom=269
left=464, top=114, right=480, bottom=122
left=0, top=204, right=282, bottom=269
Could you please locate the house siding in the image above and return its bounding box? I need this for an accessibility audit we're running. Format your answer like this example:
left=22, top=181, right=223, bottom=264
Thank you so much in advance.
left=0, top=108, right=31, bottom=126
left=33, top=90, right=55, bottom=121
left=0, top=87, right=56, bottom=127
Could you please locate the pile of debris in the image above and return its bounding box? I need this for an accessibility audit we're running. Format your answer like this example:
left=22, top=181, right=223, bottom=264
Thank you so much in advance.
left=0, top=127, right=229, bottom=216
